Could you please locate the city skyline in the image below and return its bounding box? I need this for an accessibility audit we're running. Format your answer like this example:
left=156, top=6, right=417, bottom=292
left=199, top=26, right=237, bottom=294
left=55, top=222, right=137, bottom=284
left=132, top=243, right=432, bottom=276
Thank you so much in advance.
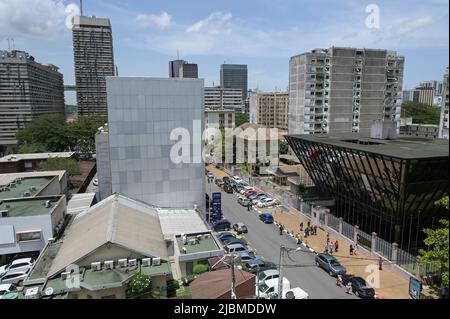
left=0, top=0, right=448, bottom=105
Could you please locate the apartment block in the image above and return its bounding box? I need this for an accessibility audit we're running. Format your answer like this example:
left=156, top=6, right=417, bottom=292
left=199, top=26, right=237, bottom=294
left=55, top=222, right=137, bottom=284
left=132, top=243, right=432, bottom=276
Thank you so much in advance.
left=0, top=50, right=65, bottom=153
left=204, top=87, right=243, bottom=110
left=169, top=60, right=198, bottom=79
left=249, top=91, right=289, bottom=130
left=439, top=67, right=449, bottom=139
left=288, top=47, right=404, bottom=135
left=72, top=16, right=115, bottom=116
left=220, top=64, right=248, bottom=101
left=205, top=109, right=235, bottom=143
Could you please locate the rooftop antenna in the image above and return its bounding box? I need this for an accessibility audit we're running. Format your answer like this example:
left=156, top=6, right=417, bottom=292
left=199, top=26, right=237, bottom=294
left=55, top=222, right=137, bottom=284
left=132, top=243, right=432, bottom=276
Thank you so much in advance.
left=11, top=38, right=15, bottom=51
left=80, top=0, right=83, bottom=16
left=7, top=38, right=11, bottom=51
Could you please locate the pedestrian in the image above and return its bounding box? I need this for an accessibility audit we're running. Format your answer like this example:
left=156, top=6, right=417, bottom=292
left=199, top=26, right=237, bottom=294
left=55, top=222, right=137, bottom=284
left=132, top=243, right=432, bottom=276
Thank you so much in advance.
left=349, top=244, right=354, bottom=255
left=247, top=204, right=251, bottom=212
left=279, top=224, right=284, bottom=236
left=328, top=243, right=334, bottom=254
left=305, top=227, right=310, bottom=238
left=378, top=257, right=383, bottom=271
left=314, top=225, right=318, bottom=235
left=346, top=282, right=352, bottom=294
left=354, top=243, right=359, bottom=256
left=307, top=221, right=311, bottom=228
left=335, top=240, right=339, bottom=253
left=336, top=274, right=343, bottom=287
left=299, top=222, right=304, bottom=232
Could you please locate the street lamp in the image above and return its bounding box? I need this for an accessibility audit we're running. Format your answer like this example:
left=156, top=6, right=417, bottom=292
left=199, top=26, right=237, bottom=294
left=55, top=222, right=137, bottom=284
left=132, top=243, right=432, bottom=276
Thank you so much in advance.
left=277, top=245, right=302, bottom=299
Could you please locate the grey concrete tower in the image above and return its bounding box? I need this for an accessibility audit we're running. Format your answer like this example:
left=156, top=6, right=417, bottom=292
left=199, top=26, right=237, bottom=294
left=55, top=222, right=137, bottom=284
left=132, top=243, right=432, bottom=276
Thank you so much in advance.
left=72, top=16, right=115, bottom=116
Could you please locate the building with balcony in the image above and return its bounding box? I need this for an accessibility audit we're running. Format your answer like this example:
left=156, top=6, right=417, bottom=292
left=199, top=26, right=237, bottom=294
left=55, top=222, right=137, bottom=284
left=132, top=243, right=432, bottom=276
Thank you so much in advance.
left=249, top=91, right=289, bottom=130
left=204, top=87, right=243, bottom=111
left=288, top=47, right=404, bottom=135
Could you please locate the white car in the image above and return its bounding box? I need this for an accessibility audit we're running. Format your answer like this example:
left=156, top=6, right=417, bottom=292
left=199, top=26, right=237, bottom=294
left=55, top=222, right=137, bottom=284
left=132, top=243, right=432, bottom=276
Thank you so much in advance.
left=282, top=287, right=309, bottom=299
left=257, top=198, right=277, bottom=208
left=256, top=277, right=291, bottom=299
left=0, top=284, right=17, bottom=299
left=0, top=269, right=30, bottom=285
left=0, top=258, right=34, bottom=277
left=232, top=176, right=243, bottom=183
left=257, top=269, right=280, bottom=283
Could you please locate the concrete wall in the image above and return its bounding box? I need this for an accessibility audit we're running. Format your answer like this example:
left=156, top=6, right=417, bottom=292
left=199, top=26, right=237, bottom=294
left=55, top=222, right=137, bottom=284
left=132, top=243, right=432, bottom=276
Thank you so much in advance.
left=95, top=132, right=112, bottom=200
left=78, top=244, right=145, bottom=268
left=38, top=176, right=62, bottom=197
left=106, top=77, right=205, bottom=210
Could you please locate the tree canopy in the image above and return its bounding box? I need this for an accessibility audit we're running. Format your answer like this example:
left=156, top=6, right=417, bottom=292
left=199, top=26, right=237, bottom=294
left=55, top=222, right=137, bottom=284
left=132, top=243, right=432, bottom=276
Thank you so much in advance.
left=235, top=113, right=250, bottom=127
left=39, top=158, right=81, bottom=176
left=401, top=102, right=441, bottom=125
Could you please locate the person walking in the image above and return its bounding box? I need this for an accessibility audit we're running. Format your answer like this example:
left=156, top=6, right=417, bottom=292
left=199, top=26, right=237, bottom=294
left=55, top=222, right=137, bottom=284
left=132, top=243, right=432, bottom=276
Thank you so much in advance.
left=378, top=257, right=383, bottom=271
left=300, top=222, right=304, bottom=232
left=354, top=243, right=359, bottom=256
left=349, top=244, right=354, bottom=255
left=336, top=274, right=343, bottom=287
left=334, top=240, right=339, bottom=253
left=307, top=221, right=311, bottom=228
left=279, top=224, right=284, bottom=236
left=313, top=225, right=318, bottom=235
left=346, top=282, right=352, bottom=294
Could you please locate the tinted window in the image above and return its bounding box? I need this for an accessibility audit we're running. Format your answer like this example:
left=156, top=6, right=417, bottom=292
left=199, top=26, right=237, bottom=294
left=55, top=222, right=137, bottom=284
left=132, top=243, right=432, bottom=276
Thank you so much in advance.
left=11, top=263, right=28, bottom=269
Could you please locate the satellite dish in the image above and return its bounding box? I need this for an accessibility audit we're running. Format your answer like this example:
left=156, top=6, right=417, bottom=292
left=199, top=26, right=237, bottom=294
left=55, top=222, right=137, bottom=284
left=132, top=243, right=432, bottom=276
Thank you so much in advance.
left=45, top=287, right=54, bottom=296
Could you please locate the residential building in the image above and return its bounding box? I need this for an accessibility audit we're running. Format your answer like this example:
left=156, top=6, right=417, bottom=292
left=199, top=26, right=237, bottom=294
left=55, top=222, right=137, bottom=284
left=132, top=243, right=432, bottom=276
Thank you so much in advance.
left=169, top=60, right=198, bottom=79
left=205, top=109, right=235, bottom=143
left=0, top=50, right=65, bottom=153
left=72, top=16, right=115, bottom=116
left=204, top=87, right=243, bottom=110
left=419, top=80, right=444, bottom=96
left=402, top=89, right=419, bottom=103
left=439, top=67, right=449, bottom=139
left=415, top=86, right=435, bottom=106
left=285, top=122, right=449, bottom=252
left=0, top=195, right=66, bottom=264
left=400, top=118, right=439, bottom=139
left=97, top=77, right=205, bottom=210
left=220, top=64, right=248, bottom=101
left=288, top=47, right=404, bottom=135
left=0, top=152, right=75, bottom=174
left=249, top=91, right=289, bottom=130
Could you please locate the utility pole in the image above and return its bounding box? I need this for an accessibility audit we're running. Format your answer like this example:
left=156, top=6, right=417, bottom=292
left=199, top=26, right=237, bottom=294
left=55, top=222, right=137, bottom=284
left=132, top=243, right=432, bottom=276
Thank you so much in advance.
left=277, top=245, right=284, bottom=300
left=256, top=264, right=260, bottom=299
left=231, top=254, right=237, bottom=299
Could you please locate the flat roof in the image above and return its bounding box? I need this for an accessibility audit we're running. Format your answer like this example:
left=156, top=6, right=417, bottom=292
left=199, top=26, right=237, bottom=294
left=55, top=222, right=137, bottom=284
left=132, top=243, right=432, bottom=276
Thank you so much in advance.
left=287, top=133, right=449, bottom=160
left=0, top=196, right=62, bottom=217
left=158, top=208, right=209, bottom=236
left=0, top=176, right=54, bottom=200
left=0, top=171, right=66, bottom=186
left=0, top=152, right=75, bottom=163
left=67, top=193, right=96, bottom=215
left=176, top=233, right=221, bottom=255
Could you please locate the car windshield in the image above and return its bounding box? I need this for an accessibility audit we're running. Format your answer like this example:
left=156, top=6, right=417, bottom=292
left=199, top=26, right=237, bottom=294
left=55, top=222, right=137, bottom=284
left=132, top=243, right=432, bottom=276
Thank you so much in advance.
left=259, top=282, right=269, bottom=292
left=330, top=259, right=341, bottom=267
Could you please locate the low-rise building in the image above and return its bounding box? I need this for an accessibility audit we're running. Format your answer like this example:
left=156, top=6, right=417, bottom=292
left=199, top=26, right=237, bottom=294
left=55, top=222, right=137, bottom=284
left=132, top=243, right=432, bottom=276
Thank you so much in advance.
left=205, top=87, right=243, bottom=110
left=0, top=152, right=75, bottom=174
left=205, top=109, right=235, bottom=143
left=400, top=118, right=439, bottom=139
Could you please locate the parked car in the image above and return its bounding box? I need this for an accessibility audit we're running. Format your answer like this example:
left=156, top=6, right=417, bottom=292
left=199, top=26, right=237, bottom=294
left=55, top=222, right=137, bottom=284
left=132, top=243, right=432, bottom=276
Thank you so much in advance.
left=236, top=251, right=261, bottom=264
left=237, top=197, right=252, bottom=207
left=224, top=184, right=234, bottom=193
left=244, top=258, right=266, bottom=270
left=0, top=284, right=17, bottom=299
left=257, top=277, right=291, bottom=299
left=232, top=176, right=243, bottom=183
left=207, top=172, right=214, bottom=179
left=257, top=198, right=277, bottom=208
left=246, top=261, right=278, bottom=274
left=212, top=219, right=231, bottom=232
left=221, top=237, right=248, bottom=247
left=315, top=253, right=347, bottom=276
left=258, top=269, right=280, bottom=283
left=252, top=196, right=268, bottom=205
left=233, top=222, right=248, bottom=234
left=243, top=189, right=256, bottom=197
left=234, top=184, right=245, bottom=193
left=224, top=243, right=248, bottom=254
left=223, top=176, right=230, bottom=184
left=215, top=179, right=225, bottom=187
left=0, top=258, right=34, bottom=277
left=282, top=287, right=309, bottom=299
left=240, top=186, right=253, bottom=195
left=249, top=192, right=266, bottom=201
left=0, top=269, right=30, bottom=285
left=341, top=275, right=375, bottom=299
left=218, top=232, right=236, bottom=241
left=259, top=213, right=274, bottom=224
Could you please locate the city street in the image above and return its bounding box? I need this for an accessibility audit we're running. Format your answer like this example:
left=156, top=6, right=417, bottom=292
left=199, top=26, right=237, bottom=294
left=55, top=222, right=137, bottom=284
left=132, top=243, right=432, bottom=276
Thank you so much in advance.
left=206, top=178, right=357, bottom=299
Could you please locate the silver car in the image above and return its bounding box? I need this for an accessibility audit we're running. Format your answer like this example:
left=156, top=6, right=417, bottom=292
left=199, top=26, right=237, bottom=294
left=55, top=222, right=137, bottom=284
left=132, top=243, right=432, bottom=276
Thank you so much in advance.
left=0, top=269, right=30, bottom=285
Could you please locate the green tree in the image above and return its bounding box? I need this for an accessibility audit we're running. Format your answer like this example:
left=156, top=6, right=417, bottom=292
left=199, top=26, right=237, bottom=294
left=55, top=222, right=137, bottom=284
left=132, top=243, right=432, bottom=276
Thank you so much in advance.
left=279, top=140, right=289, bottom=155
left=193, top=264, right=209, bottom=275
left=402, top=102, right=441, bottom=125
left=39, top=158, right=81, bottom=176
left=17, top=144, right=47, bottom=154
left=235, top=113, right=250, bottom=127
left=127, top=273, right=152, bottom=298
left=419, top=196, right=449, bottom=288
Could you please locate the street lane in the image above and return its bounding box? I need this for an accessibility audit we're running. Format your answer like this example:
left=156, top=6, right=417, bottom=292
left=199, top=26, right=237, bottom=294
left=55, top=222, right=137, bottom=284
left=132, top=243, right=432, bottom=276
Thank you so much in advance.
left=206, top=178, right=356, bottom=299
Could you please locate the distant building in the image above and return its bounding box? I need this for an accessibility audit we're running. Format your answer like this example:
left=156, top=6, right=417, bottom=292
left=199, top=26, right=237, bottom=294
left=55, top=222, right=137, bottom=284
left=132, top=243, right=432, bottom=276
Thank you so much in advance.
left=205, top=109, right=235, bottom=143
left=97, top=77, right=205, bottom=210
left=0, top=50, right=65, bottom=153
left=220, top=64, right=248, bottom=101
left=169, top=60, right=198, bottom=79
left=419, top=80, right=444, bottom=96
left=72, top=16, right=115, bottom=116
left=399, top=118, right=439, bottom=139
left=249, top=91, right=289, bottom=131
left=415, top=86, right=435, bottom=106
left=289, top=48, right=404, bottom=135
left=0, top=152, right=75, bottom=174
left=204, top=87, right=243, bottom=110
left=439, top=67, right=449, bottom=139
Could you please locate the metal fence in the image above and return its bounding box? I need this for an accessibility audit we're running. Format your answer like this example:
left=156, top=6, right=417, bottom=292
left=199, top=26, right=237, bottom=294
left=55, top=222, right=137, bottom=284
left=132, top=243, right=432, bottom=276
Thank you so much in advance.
left=375, top=237, right=392, bottom=260
left=342, top=221, right=355, bottom=240
left=327, top=214, right=340, bottom=232
left=396, top=249, right=418, bottom=274
left=356, top=230, right=372, bottom=251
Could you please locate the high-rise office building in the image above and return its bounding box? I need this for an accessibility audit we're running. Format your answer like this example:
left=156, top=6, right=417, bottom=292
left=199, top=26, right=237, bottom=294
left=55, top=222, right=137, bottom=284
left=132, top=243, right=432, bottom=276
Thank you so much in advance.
left=204, top=87, right=243, bottom=110
left=97, top=77, right=205, bottom=210
left=72, top=16, right=115, bottom=116
left=439, top=67, right=449, bottom=139
left=249, top=91, right=289, bottom=131
left=288, top=47, right=404, bottom=135
left=169, top=60, right=198, bottom=78
left=0, top=50, right=65, bottom=154
left=220, top=64, right=248, bottom=101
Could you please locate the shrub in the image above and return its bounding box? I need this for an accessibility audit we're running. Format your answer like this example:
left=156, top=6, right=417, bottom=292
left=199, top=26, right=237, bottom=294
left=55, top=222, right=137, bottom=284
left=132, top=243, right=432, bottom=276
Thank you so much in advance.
left=193, top=264, right=209, bottom=275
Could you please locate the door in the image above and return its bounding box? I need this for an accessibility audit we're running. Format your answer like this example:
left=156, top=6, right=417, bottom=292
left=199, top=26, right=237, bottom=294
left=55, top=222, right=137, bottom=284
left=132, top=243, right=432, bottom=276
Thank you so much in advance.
left=186, top=262, right=194, bottom=276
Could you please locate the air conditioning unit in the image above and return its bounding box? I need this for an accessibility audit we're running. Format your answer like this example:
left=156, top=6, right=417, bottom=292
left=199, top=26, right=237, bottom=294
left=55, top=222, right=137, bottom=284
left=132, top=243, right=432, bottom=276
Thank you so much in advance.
left=196, top=235, right=202, bottom=241
left=118, top=259, right=127, bottom=268
left=128, top=259, right=137, bottom=267
left=30, top=186, right=37, bottom=191
left=25, top=287, right=40, bottom=299
left=91, top=262, right=101, bottom=271
left=181, top=247, right=187, bottom=254
left=104, top=260, right=114, bottom=270
left=23, top=191, right=31, bottom=197
left=152, top=257, right=161, bottom=266
left=142, top=258, right=152, bottom=267
left=61, top=271, right=71, bottom=280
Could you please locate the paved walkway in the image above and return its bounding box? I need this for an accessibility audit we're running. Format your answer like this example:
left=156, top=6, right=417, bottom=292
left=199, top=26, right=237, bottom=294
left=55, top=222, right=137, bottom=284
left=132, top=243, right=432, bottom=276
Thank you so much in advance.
left=207, top=164, right=412, bottom=299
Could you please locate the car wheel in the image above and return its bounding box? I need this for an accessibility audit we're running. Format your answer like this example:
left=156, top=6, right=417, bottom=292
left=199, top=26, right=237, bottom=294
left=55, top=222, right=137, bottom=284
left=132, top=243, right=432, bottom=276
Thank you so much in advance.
left=355, top=291, right=360, bottom=297
left=315, top=261, right=320, bottom=266
left=329, top=270, right=334, bottom=276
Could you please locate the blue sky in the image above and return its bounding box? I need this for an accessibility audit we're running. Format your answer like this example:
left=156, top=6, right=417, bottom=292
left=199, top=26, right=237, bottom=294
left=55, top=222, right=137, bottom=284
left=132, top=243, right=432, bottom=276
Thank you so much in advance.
left=0, top=0, right=448, bottom=104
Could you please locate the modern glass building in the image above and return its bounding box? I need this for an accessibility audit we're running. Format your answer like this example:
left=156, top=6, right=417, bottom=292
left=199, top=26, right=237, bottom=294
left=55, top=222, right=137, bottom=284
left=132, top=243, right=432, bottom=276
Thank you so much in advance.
left=285, top=133, right=449, bottom=252
left=220, top=64, right=248, bottom=101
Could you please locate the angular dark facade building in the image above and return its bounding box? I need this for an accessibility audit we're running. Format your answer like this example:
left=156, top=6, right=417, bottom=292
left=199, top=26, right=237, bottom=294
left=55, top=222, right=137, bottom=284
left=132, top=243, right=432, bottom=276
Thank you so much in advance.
left=285, top=133, right=449, bottom=252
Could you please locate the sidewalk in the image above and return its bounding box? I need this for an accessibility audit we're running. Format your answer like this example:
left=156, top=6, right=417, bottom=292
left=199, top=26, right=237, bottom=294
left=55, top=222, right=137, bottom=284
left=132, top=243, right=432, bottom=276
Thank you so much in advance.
left=207, top=164, right=412, bottom=299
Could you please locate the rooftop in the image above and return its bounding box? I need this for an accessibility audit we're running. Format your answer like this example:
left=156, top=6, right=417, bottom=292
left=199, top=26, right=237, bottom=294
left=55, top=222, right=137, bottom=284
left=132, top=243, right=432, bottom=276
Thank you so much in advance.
left=176, top=233, right=221, bottom=255
left=0, top=152, right=75, bottom=163
left=0, top=171, right=66, bottom=187
left=67, top=193, right=96, bottom=215
left=0, top=196, right=63, bottom=217
left=0, top=176, right=54, bottom=200
left=287, top=133, right=449, bottom=160
left=157, top=208, right=209, bottom=236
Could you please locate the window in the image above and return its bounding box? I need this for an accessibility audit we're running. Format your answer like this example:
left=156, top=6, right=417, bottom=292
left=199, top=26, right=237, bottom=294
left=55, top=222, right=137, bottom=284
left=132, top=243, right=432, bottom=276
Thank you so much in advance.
left=24, top=162, right=33, bottom=168
left=16, top=230, right=42, bottom=243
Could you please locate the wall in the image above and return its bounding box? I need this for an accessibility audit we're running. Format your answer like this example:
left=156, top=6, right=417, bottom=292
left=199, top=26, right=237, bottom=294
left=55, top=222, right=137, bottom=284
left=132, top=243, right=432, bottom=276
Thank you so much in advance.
left=38, top=176, right=62, bottom=197
left=77, top=243, right=145, bottom=268
left=95, top=132, right=112, bottom=200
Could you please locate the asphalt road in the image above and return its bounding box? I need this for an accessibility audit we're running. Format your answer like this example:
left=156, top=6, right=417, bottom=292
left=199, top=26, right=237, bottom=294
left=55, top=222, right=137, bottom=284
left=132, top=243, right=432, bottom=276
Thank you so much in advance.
left=206, top=178, right=357, bottom=299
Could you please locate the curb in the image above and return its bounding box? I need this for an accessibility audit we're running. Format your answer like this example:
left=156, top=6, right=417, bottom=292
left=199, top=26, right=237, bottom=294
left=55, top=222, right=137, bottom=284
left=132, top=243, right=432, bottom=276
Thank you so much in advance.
left=274, top=221, right=318, bottom=254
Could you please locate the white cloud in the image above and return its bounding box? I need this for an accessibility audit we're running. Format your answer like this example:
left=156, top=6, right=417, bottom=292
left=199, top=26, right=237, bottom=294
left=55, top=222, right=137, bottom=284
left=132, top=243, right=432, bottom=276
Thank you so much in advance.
left=186, top=11, right=232, bottom=34
left=0, top=0, right=77, bottom=40
left=136, top=12, right=172, bottom=30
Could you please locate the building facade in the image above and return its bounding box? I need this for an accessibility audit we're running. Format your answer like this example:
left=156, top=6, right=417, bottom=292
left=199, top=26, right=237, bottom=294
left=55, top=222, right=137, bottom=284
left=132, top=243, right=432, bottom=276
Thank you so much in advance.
left=72, top=16, right=115, bottom=116
left=204, top=87, right=243, bottom=110
left=288, top=48, right=404, bottom=135
left=0, top=50, right=65, bottom=153
left=249, top=91, right=289, bottom=130
left=205, top=109, right=235, bottom=143
left=100, top=77, right=205, bottom=210
left=439, top=67, right=449, bottom=139
left=169, top=60, right=198, bottom=79
left=220, top=64, right=248, bottom=101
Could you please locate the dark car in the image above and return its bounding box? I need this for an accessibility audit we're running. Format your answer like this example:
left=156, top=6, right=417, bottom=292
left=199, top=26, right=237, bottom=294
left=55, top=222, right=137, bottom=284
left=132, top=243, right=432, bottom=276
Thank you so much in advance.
left=223, top=176, right=230, bottom=184
left=215, top=179, right=225, bottom=187
left=341, top=275, right=375, bottom=299
left=224, top=184, right=234, bottom=194
left=218, top=232, right=235, bottom=241
left=221, top=237, right=248, bottom=247
left=259, top=213, right=274, bottom=224
left=232, top=222, right=248, bottom=234
left=212, top=219, right=231, bottom=232
left=238, top=197, right=252, bottom=207
left=315, top=253, right=347, bottom=277
left=234, top=184, right=245, bottom=193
